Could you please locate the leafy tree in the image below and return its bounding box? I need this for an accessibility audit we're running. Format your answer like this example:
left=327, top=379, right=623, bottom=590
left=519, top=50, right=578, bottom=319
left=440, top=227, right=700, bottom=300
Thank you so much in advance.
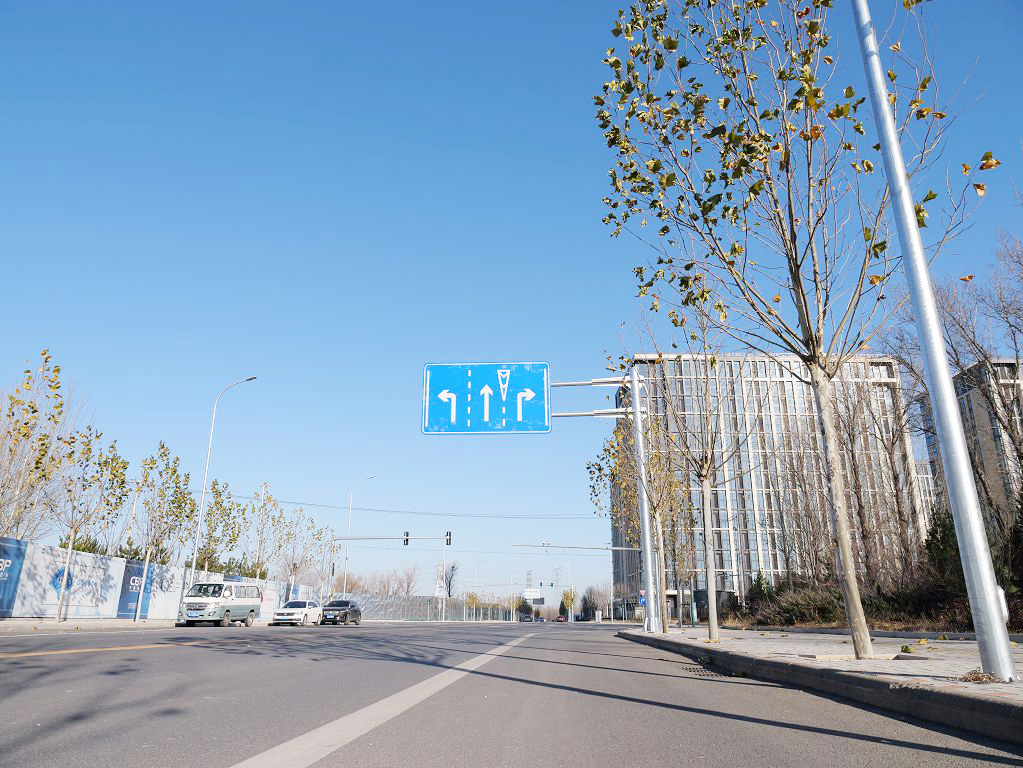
left=595, top=0, right=983, bottom=658
left=240, top=484, right=288, bottom=587
left=0, top=350, right=74, bottom=541
left=53, top=430, right=129, bottom=620
left=196, top=480, right=245, bottom=575
left=133, top=442, right=196, bottom=593
left=561, top=588, right=576, bottom=619
left=516, top=596, right=533, bottom=617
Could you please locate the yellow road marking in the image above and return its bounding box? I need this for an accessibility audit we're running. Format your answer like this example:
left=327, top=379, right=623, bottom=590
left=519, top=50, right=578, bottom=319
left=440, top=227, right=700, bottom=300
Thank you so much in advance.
left=0, top=641, right=203, bottom=660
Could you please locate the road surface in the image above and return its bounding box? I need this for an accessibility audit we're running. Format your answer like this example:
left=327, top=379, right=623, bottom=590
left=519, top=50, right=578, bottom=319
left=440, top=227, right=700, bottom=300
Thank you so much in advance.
left=1, top=623, right=1019, bottom=767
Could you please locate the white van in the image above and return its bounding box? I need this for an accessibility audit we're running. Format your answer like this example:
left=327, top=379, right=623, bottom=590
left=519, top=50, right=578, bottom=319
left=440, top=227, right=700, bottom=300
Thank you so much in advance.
left=178, top=582, right=261, bottom=627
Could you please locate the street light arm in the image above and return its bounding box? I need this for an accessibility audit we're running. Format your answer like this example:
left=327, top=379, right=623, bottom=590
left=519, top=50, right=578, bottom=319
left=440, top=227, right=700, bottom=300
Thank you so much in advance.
left=180, top=375, right=257, bottom=608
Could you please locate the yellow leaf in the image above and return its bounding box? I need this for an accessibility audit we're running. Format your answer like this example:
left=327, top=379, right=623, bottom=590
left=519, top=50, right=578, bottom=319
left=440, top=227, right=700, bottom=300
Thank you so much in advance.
left=770, top=20, right=779, bottom=27
left=960, top=274, right=975, bottom=282
left=890, top=41, right=901, bottom=52
left=869, top=275, right=884, bottom=285
left=772, top=294, right=781, bottom=303
left=961, top=163, right=972, bottom=175
left=973, top=183, right=986, bottom=197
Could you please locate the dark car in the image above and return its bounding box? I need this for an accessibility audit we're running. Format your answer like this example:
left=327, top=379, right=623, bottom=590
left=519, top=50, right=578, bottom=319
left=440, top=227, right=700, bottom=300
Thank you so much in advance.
left=519, top=615, right=533, bottom=622
left=321, top=599, right=362, bottom=625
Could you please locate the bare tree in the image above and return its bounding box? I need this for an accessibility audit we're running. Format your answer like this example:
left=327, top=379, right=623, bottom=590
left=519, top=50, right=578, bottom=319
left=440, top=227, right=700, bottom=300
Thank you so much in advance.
left=398, top=565, right=420, bottom=598
left=444, top=561, right=459, bottom=598
left=889, top=234, right=1023, bottom=592
left=649, top=307, right=764, bottom=640
left=595, top=0, right=985, bottom=657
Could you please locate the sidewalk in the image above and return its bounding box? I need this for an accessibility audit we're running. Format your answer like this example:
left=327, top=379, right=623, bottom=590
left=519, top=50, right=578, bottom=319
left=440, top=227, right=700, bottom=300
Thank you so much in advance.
left=619, top=626, right=1023, bottom=747
left=0, top=617, right=181, bottom=634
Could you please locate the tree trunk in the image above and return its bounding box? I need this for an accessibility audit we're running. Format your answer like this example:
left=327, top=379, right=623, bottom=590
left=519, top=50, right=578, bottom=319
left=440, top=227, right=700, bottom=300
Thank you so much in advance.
left=56, top=528, right=77, bottom=623
left=808, top=366, right=874, bottom=658
left=701, top=475, right=719, bottom=642
left=134, top=545, right=153, bottom=622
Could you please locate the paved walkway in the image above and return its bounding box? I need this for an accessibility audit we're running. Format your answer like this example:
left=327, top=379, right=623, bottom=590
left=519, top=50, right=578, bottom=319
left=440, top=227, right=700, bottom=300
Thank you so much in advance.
left=621, top=626, right=1023, bottom=746
left=694, top=627, right=1023, bottom=702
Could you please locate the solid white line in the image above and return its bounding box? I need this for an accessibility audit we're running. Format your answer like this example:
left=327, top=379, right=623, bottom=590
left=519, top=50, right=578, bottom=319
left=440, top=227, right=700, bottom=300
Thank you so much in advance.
left=229, top=633, right=534, bottom=768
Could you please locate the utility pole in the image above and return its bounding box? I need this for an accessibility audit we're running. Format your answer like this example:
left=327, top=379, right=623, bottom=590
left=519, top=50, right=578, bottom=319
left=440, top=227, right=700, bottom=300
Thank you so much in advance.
left=851, top=0, right=1017, bottom=682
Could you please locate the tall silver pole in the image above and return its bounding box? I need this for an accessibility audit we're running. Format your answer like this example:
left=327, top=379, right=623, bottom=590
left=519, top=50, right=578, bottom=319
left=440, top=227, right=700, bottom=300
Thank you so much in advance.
left=342, top=475, right=374, bottom=596
left=851, top=0, right=1016, bottom=681
left=629, top=365, right=662, bottom=633
left=178, top=376, right=255, bottom=609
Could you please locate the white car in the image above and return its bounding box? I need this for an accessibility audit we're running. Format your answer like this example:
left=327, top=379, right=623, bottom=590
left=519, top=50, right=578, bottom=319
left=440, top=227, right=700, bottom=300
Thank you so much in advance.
left=270, top=600, right=322, bottom=626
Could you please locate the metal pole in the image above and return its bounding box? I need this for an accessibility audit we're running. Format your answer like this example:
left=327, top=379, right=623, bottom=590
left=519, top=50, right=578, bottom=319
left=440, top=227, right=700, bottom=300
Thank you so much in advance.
left=629, top=365, right=662, bottom=633
left=179, top=376, right=255, bottom=609
left=342, top=476, right=374, bottom=596
left=851, top=0, right=1016, bottom=681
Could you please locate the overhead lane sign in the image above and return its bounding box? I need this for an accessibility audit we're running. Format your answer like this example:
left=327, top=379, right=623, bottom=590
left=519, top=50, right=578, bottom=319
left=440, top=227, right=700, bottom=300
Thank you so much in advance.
left=423, top=362, right=551, bottom=434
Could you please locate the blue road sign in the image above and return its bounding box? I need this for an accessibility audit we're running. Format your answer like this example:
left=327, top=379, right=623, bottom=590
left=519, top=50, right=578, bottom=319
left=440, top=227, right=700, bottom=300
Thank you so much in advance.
left=423, top=362, right=551, bottom=434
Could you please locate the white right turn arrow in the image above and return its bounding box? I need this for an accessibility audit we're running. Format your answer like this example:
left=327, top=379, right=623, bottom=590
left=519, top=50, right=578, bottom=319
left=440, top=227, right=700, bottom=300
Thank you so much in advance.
left=516, top=388, right=535, bottom=421
left=438, top=389, right=457, bottom=423
left=479, top=385, right=494, bottom=422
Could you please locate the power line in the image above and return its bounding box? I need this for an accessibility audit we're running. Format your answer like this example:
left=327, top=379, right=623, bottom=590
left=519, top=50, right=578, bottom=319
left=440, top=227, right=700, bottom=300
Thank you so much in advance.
left=188, top=488, right=597, bottom=521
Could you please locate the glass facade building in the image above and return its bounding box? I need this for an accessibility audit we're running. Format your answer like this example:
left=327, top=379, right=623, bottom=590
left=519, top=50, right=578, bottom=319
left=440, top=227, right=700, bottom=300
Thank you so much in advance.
left=611, top=354, right=930, bottom=602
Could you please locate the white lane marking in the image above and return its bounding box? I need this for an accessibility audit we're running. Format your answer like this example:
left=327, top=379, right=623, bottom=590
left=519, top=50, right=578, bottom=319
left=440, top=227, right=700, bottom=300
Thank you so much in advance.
left=229, top=633, right=534, bottom=768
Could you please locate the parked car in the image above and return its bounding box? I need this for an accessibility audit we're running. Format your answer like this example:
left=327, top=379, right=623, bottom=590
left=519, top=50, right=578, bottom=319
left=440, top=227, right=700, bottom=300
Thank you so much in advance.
left=179, top=582, right=261, bottom=627
left=321, top=599, right=362, bottom=625
left=535, top=617, right=546, bottom=623
left=519, top=615, right=533, bottom=622
left=270, top=600, right=322, bottom=626
left=555, top=615, right=567, bottom=622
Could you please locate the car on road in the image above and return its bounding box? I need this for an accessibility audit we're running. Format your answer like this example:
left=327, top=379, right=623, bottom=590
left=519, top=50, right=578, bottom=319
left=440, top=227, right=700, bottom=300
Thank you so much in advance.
left=519, top=615, right=533, bottom=622
left=179, top=582, right=261, bottom=627
left=321, top=599, right=361, bottom=625
left=270, top=600, right=322, bottom=626
left=535, top=617, right=546, bottom=623
left=555, top=615, right=567, bottom=622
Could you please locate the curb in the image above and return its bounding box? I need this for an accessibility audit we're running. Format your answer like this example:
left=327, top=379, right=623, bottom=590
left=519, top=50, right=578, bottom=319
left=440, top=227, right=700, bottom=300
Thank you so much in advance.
left=618, top=630, right=1023, bottom=748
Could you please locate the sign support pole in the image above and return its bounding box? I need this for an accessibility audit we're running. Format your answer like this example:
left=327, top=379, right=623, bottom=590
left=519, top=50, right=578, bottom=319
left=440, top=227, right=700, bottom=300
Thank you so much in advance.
left=629, top=366, right=662, bottom=633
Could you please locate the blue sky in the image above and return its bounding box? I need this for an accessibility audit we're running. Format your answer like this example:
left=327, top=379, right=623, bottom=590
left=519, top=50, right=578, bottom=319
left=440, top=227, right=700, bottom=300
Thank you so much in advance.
left=1, top=1, right=1020, bottom=599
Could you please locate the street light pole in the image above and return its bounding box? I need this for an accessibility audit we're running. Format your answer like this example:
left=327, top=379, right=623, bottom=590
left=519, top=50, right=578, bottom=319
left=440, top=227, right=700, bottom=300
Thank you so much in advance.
left=851, top=0, right=1017, bottom=682
left=342, top=476, right=375, bottom=596
left=179, top=376, right=256, bottom=608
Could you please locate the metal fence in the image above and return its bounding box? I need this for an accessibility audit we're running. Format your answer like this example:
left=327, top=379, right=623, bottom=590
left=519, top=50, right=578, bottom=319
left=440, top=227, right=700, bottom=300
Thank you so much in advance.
left=342, top=593, right=514, bottom=622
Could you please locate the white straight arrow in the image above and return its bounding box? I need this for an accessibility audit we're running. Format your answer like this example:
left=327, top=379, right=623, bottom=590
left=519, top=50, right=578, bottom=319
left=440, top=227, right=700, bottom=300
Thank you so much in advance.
left=479, top=384, right=493, bottom=422
left=438, top=389, right=457, bottom=423
left=516, top=388, right=535, bottom=421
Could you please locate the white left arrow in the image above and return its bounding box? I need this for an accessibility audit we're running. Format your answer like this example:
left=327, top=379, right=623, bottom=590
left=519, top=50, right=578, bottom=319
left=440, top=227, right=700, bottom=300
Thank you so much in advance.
left=516, top=388, right=535, bottom=421
left=438, top=389, right=457, bottom=423
left=479, top=384, right=494, bottom=421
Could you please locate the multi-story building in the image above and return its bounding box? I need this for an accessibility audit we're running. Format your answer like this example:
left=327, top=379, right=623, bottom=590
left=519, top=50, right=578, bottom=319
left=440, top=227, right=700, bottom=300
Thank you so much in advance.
left=922, top=358, right=1023, bottom=516
left=610, top=354, right=930, bottom=604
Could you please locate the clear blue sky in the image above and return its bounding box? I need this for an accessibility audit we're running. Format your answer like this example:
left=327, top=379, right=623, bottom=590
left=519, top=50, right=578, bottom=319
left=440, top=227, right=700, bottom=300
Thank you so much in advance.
left=1, top=1, right=1020, bottom=599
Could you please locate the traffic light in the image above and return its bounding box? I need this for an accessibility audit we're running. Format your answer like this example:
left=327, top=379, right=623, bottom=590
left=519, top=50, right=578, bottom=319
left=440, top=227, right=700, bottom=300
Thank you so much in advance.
left=445, top=531, right=452, bottom=546
left=403, top=531, right=409, bottom=546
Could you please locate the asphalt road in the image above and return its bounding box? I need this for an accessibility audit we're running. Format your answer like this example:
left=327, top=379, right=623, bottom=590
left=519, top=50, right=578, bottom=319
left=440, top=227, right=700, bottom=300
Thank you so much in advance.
left=1, top=622, right=1020, bottom=768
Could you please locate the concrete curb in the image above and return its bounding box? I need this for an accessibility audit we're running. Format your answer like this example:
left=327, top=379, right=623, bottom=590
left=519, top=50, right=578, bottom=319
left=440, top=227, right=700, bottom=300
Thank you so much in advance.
left=618, top=629, right=1023, bottom=748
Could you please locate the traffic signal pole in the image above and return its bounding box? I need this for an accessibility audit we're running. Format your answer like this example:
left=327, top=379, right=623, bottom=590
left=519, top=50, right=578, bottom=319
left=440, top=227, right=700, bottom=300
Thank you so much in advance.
left=550, top=368, right=662, bottom=632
